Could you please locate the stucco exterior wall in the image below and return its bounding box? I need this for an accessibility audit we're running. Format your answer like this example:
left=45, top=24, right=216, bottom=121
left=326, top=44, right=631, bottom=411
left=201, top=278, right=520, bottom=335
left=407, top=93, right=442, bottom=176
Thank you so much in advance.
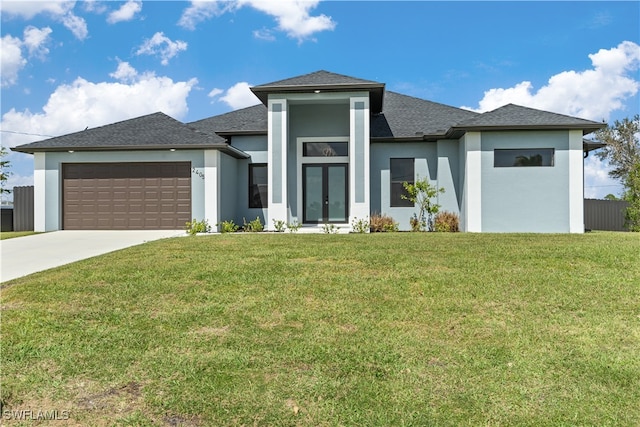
left=480, top=130, right=572, bottom=232
left=34, top=150, right=207, bottom=232
left=218, top=152, right=238, bottom=226
left=288, top=103, right=350, bottom=221
left=370, top=142, right=446, bottom=231
left=231, top=135, right=268, bottom=225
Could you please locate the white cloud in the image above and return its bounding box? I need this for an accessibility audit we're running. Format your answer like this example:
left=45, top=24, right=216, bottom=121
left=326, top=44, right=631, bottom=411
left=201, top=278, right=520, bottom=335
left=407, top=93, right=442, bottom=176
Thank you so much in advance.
left=1, top=64, right=197, bottom=149
left=463, top=41, right=640, bottom=122
left=0, top=1, right=76, bottom=19
left=178, top=0, right=335, bottom=41
left=60, top=12, right=88, bottom=40
left=207, top=88, right=223, bottom=99
left=109, top=60, right=138, bottom=83
left=1, top=1, right=88, bottom=40
left=82, top=1, right=108, bottom=15
left=240, top=0, right=335, bottom=41
left=135, top=32, right=188, bottom=66
left=210, top=82, right=260, bottom=110
left=1, top=26, right=52, bottom=87
left=253, top=28, right=276, bottom=42
left=23, top=26, right=53, bottom=58
left=1, top=34, right=26, bottom=88
left=178, top=1, right=235, bottom=31
left=107, top=0, right=142, bottom=24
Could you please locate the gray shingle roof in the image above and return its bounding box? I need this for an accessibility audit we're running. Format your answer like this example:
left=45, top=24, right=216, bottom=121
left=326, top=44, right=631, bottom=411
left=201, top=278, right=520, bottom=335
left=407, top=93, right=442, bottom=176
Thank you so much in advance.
left=372, top=91, right=479, bottom=139
left=13, top=112, right=248, bottom=158
left=252, top=70, right=381, bottom=88
left=188, top=104, right=267, bottom=135
left=454, top=104, right=605, bottom=133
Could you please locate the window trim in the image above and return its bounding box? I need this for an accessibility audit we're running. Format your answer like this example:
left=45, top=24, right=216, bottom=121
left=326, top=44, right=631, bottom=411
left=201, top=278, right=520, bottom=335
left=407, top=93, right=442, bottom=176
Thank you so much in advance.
left=248, top=163, right=268, bottom=208
left=494, top=148, right=555, bottom=168
left=390, top=158, right=415, bottom=207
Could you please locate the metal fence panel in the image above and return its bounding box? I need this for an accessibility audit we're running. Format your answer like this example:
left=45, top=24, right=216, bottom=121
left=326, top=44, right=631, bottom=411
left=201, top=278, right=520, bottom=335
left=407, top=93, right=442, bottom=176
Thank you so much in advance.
left=584, top=199, right=629, bottom=231
left=13, top=185, right=34, bottom=231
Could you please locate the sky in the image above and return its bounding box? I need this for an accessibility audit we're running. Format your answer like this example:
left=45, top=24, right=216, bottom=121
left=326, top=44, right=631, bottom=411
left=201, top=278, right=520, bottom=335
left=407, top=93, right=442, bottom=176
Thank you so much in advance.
left=1, top=0, right=639, bottom=202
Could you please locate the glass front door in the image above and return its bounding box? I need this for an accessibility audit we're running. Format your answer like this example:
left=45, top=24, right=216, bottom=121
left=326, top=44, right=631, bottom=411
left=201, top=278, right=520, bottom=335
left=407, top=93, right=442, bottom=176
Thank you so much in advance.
left=303, top=164, right=348, bottom=224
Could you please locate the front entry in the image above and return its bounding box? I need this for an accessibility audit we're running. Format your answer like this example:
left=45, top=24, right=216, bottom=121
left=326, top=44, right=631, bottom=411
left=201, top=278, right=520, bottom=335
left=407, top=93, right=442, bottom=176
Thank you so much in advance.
left=303, top=164, right=348, bottom=223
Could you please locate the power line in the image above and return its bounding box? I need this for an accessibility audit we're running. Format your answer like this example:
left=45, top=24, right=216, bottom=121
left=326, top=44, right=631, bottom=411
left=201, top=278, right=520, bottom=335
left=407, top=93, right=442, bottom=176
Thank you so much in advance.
left=0, top=129, right=55, bottom=138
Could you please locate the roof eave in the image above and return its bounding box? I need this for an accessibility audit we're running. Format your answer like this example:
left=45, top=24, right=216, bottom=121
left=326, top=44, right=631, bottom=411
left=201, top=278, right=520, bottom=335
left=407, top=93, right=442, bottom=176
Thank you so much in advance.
left=12, top=144, right=251, bottom=159
left=251, top=83, right=385, bottom=113
left=452, top=124, right=606, bottom=134
left=216, top=130, right=268, bottom=137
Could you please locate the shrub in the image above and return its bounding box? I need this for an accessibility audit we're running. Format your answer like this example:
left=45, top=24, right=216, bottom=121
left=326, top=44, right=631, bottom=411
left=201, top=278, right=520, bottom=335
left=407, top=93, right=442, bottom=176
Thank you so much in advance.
left=218, top=220, right=239, bottom=233
left=185, top=218, right=211, bottom=235
left=287, top=221, right=301, bottom=233
left=402, top=177, right=445, bottom=231
left=434, top=211, right=460, bottom=232
left=243, top=217, right=264, bottom=232
left=409, top=214, right=422, bottom=232
left=370, top=213, right=398, bottom=232
left=272, top=219, right=286, bottom=232
left=351, top=217, right=369, bottom=233
left=322, top=223, right=338, bottom=234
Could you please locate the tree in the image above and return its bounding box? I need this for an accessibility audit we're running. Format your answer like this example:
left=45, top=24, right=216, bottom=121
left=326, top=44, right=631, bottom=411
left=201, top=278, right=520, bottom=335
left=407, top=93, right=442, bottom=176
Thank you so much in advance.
left=595, top=115, right=640, bottom=231
left=623, top=162, right=640, bottom=232
left=0, top=146, right=12, bottom=196
left=595, top=115, right=640, bottom=180
left=401, top=177, right=445, bottom=231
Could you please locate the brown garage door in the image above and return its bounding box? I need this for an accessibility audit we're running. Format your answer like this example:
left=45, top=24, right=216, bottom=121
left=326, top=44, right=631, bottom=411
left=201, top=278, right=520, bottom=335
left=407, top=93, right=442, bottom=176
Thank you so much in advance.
left=63, top=162, right=191, bottom=230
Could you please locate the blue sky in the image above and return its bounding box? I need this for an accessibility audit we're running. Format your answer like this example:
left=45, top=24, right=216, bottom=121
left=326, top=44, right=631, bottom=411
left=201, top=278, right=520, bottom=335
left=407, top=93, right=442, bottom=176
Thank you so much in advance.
left=1, top=0, right=639, bottom=201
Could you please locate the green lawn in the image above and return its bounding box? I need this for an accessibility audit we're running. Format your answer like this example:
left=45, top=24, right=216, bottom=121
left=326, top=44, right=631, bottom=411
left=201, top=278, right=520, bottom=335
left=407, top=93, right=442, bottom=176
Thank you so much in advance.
left=1, top=233, right=639, bottom=426
left=0, top=231, right=38, bottom=240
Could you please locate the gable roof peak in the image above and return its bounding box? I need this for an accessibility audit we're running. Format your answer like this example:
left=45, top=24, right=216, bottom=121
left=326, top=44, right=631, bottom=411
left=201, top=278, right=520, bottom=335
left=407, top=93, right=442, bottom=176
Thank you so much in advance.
left=250, top=70, right=386, bottom=113
left=253, top=70, right=382, bottom=88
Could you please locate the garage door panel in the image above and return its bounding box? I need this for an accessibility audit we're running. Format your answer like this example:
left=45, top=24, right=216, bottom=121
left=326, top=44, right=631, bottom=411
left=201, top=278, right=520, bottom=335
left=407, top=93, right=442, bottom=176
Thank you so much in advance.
left=63, top=162, right=191, bottom=230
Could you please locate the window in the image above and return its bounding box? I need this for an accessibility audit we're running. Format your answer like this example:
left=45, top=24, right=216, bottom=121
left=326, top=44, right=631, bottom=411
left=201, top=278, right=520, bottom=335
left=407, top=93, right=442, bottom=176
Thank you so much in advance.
left=390, top=158, right=414, bottom=207
left=249, top=164, right=268, bottom=208
left=303, top=141, right=349, bottom=157
left=494, top=149, right=555, bottom=167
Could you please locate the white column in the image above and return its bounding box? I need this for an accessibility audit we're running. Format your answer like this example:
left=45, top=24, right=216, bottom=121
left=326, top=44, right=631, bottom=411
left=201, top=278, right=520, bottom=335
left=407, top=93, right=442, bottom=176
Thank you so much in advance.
left=204, top=150, right=219, bottom=231
left=267, top=98, right=288, bottom=230
left=463, top=132, right=482, bottom=232
left=569, top=130, right=585, bottom=233
left=33, top=152, right=47, bottom=232
left=349, top=96, right=370, bottom=228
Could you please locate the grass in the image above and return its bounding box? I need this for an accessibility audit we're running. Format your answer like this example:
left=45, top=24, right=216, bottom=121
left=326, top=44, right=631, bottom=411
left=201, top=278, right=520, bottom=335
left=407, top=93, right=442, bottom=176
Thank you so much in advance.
left=0, top=231, right=38, bottom=240
left=1, top=232, right=639, bottom=426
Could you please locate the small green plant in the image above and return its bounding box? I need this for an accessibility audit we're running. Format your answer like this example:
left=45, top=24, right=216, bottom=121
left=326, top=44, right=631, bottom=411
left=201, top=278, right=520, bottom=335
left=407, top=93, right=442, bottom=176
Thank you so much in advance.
left=370, top=213, right=399, bottom=232
left=185, top=218, right=211, bottom=235
left=243, top=216, right=264, bottom=232
left=322, top=223, right=338, bottom=234
left=272, top=219, right=286, bottom=232
left=351, top=217, right=369, bottom=233
left=434, top=211, right=460, bottom=232
left=402, top=177, right=445, bottom=231
left=287, top=220, right=301, bottom=233
left=218, top=220, right=239, bottom=233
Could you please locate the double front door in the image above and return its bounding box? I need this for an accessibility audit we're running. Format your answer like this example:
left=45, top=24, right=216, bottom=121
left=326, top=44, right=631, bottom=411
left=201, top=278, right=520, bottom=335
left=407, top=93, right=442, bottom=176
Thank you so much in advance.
left=303, top=164, right=348, bottom=224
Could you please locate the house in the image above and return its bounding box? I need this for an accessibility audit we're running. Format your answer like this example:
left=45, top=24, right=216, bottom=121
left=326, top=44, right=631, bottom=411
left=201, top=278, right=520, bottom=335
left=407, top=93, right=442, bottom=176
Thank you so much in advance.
left=13, top=70, right=605, bottom=233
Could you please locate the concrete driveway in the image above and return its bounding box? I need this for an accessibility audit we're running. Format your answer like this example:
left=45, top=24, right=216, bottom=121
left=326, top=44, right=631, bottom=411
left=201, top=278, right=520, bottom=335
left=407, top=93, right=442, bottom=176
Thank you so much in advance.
left=1, top=230, right=184, bottom=283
